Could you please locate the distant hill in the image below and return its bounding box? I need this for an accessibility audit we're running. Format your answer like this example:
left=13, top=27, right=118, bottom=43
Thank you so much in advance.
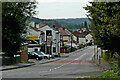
left=52, top=18, right=91, bottom=25
left=27, top=17, right=90, bottom=29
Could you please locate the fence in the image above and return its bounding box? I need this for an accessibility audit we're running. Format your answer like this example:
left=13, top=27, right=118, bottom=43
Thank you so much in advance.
left=1, top=54, right=21, bottom=66
left=92, top=46, right=102, bottom=64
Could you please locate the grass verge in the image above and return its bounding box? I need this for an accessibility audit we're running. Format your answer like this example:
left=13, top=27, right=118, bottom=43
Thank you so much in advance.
left=20, top=60, right=34, bottom=64
left=76, top=70, right=120, bottom=80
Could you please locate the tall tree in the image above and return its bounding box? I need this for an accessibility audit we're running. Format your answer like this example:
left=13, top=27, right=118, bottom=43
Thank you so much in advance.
left=84, top=2, right=120, bottom=54
left=2, top=2, right=37, bottom=57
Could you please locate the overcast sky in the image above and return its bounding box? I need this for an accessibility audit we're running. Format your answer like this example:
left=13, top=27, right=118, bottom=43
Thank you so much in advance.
left=35, top=0, right=92, bottom=19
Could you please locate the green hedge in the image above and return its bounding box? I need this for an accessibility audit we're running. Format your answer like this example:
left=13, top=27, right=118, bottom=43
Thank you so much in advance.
left=101, top=51, right=112, bottom=61
left=92, top=70, right=120, bottom=78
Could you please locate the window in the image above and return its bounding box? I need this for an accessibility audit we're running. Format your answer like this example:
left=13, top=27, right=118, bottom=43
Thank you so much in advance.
left=53, top=47, right=56, bottom=53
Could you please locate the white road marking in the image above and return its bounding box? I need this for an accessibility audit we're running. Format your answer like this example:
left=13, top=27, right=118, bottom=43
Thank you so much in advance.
left=42, top=48, right=91, bottom=72
left=75, top=53, right=87, bottom=60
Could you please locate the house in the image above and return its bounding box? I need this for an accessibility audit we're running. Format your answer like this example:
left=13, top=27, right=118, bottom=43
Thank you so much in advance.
left=72, top=31, right=81, bottom=43
left=72, top=27, right=92, bottom=44
left=26, top=23, right=44, bottom=53
left=72, top=34, right=77, bottom=43
left=56, top=27, right=71, bottom=46
left=86, top=33, right=93, bottom=43
left=36, top=24, right=60, bottom=56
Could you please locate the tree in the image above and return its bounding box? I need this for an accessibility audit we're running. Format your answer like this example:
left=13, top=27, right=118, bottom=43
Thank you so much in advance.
left=84, top=21, right=87, bottom=28
left=84, top=2, right=120, bottom=55
left=81, top=23, right=84, bottom=28
left=2, top=2, right=37, bottom=57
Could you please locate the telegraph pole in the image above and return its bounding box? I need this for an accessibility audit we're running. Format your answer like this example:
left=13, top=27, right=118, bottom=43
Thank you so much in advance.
left=71, top=33, right=72, bottom=52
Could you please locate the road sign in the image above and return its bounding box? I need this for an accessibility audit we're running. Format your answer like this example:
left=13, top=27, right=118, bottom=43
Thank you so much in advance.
left=47, top=36, right=52, bottom=46
left=75, top=41, right=78, bottom=45
left=27, top=36, right=38, bottom=40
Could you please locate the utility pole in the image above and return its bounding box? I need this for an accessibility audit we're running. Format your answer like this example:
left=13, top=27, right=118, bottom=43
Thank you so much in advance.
left=94, top=41, right=95, bottom=61
left=71, top=33, right=72, bottom=52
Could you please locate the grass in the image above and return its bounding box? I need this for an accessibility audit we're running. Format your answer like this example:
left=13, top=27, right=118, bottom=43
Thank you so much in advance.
left=91, top=70, right=120, bottom=78
left=76, top=70, right=120, bottom=80
left=20, top=60, right=34, bottom=64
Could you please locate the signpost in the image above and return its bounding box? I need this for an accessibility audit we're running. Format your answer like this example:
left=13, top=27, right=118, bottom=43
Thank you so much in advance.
left=75, top=41, right=78, bottom=45
left=27, top=36, right=38, bottom=40
left=46, top=30, right=52, bottom=59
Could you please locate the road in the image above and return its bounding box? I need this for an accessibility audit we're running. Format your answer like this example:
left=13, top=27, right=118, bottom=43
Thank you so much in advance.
left=2, top=46, right=103, bottom=79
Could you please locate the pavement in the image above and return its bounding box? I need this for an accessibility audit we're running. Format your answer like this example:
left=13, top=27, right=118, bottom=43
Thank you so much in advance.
left=0, top=63, right=35, bottom=71
left=0, top=54, right=68, bottom=71
left=92, top=58, right=111, bottom=71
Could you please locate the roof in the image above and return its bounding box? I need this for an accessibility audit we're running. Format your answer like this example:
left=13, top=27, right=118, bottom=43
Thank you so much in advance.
left=72, top=30, right=90, bottom=37
left=26, top=26, right=44, bottom=37
left=38, top=23, right=47, bottom=28
left=72, top=31, right=80, bottom=36
left=38, top=23, right=58, bottom=31
left=57, top=27, right=71, bottom=36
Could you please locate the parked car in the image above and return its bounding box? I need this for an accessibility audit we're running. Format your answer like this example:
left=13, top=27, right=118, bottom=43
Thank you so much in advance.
left=64, top=43, right=78, bottom=48
left=28, top=52, right=43, bottom=60
left=35, top=51, right=54, bottom=59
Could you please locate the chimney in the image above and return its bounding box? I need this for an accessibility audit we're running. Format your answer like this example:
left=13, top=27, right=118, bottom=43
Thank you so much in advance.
left=86, top=27, right=89, bottom=31
left=80, top=27, right=82, bottom=31
left=53, top=24, right=55, bottom=28
left=63, top=27, right=65, bottom=30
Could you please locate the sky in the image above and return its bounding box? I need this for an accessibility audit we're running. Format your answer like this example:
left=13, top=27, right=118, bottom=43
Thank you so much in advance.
left=35, top=0, right=92, bottom=19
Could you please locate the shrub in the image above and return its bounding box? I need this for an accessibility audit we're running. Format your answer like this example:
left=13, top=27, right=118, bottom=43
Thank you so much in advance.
left=94, top=70, right=120, bottom=78
left=102, top=51, right=111, bottom=61
left=79, top=44, right=84, bottom=49
left=110, top=53, right=120, bottom=74
left=77, top=70, right=120, bottom=80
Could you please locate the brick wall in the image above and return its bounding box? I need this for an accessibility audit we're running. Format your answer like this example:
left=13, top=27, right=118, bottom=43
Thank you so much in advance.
left=21, top=48, right=28, bottom=62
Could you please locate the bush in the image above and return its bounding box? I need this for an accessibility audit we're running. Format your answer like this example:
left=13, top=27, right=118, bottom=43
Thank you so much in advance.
left=94, top=70, right=120, bottom=78
left=79, top=44, right=85, bottom=49
left=102, top=51, right=112, bottom=61
left=77, top=70, right=120, bottom=80
left=86, top=42, right=92, bottom=46
left=110, top=53, right=120, bottom=74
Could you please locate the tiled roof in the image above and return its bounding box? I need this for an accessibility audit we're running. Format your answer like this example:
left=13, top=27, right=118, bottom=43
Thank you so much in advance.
left=72, top=30, right=90, bottom=37
left=72, top=31, right=80, bottom=35
left=57, top=27, right=71, bottom=36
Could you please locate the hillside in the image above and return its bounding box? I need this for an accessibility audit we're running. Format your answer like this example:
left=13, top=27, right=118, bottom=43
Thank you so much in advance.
left=28, top=17, right=90, bottom=29
left=52, top=18, right=91, bottom=25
